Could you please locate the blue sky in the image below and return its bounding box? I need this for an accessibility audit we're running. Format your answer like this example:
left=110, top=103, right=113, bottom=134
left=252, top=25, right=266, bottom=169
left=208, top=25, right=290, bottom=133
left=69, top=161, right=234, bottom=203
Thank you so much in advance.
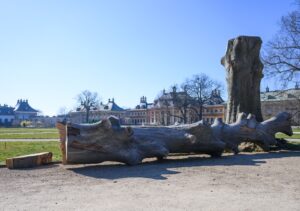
left=0, top=0, right=296, bottom=116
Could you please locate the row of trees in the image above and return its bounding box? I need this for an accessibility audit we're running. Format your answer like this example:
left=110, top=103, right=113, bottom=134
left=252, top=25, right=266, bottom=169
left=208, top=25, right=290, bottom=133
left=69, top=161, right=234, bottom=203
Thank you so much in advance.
left=71, top=73, right=222, bottom=124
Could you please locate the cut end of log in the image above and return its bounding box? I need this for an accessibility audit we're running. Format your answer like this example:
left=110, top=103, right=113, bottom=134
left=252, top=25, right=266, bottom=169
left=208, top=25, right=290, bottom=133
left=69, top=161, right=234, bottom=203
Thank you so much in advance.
left=56, top=122, right=67, bottom=164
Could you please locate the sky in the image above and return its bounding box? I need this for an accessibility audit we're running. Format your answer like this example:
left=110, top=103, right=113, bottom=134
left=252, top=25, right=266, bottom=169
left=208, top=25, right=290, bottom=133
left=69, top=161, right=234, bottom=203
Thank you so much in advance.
left=0, top=0, right=296, bottom=116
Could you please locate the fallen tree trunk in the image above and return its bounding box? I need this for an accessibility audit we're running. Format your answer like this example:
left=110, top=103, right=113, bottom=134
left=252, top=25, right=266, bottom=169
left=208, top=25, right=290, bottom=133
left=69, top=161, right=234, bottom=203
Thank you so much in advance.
left=56, top=112, right=292, bottom=165
left=56, top=116, right=225, bottom=165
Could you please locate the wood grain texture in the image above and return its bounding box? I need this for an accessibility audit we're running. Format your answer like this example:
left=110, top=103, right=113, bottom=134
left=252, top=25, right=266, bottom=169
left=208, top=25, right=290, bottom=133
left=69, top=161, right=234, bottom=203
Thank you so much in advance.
left=6, top=152, right=52, bottom=169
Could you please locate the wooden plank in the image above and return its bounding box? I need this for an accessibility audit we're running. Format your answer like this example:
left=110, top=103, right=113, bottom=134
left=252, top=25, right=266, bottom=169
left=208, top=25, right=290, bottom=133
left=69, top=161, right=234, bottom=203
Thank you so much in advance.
left=6, top=152, right=53, bottom=169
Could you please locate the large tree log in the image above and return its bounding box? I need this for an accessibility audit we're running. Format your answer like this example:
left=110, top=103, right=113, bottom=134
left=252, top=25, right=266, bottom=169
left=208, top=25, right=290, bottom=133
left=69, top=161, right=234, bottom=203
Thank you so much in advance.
left=221, top=36, right=264, bottom=123
left=57, top=116, right=226, bottom=165
left=56, top=112, right=292, bottom=165
left=211, top=112, right=293, bottom=153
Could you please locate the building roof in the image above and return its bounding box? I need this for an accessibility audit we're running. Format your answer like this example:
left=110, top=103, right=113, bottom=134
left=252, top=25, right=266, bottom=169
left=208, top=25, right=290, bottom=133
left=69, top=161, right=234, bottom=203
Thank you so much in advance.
left=99, top=98, right=125, bottom=111
left=154, top=88, right=224, bottom=108
left=261, top=87, right=300, bottom=101
left=135, top=96, right=151, bottom=109
left=0, top=104, right=15, bottom=116
left=154, top=89, right=193, bottom=108
left=205, top=89, right=224, bottom=105
left=14, top=99, right=39, bottom=113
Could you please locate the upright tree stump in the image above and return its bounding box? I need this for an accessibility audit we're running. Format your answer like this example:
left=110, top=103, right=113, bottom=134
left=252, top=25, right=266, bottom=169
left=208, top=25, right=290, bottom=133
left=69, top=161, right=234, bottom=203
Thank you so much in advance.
left=221, top=36, right=264, bottom=123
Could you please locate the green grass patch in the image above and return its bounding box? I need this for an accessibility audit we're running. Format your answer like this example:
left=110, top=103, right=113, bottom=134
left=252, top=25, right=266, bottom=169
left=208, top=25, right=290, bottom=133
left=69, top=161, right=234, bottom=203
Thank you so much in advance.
left=292, top=128, right=300, bottom=132
left=0, top=128, right=57, bottom=133
left=276, top=133, right=300, bottom=139
left=0, top=133, right=59, bottom=139
left=0, top=141, right=61, bottom=164
left=0, top=128, right=59, bottom=139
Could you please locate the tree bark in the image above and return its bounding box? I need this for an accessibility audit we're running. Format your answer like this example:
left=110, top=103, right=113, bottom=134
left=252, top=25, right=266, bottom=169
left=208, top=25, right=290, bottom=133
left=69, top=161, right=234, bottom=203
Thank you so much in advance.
left=57, top=116, right=225, bottom=165
left=211, top=112, right=293, bottom=153
left=56, top=112, right=292, bottom=165
left=221, top=36, right=264, bottom=123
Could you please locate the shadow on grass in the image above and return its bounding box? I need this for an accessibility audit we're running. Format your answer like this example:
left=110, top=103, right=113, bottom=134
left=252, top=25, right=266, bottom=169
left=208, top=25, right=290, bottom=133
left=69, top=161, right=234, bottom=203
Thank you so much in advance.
left=68, top=150, right=300, bottom=180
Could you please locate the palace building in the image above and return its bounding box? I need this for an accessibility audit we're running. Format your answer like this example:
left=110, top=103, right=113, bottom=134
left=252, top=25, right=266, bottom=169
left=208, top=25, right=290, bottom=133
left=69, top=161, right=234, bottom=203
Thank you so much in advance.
left=260, top=84, right=300, bottom=125
left=69, top=98, right=126, bottom=124
left=0, top=99, right=39, bottom=126
left=0, top=104, right=15, bottom=126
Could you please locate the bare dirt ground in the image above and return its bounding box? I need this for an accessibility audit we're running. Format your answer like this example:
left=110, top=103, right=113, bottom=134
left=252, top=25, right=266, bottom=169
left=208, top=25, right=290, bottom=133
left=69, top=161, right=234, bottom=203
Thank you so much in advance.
left=1, top=151, right=300, bottom=211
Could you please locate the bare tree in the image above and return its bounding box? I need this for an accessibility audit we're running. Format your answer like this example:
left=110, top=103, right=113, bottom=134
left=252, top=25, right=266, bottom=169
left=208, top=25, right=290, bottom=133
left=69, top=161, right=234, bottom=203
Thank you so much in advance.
left=263, top=2, right=300, bottom=86
left=184, top=74, right=223, bottom=121
left=76, top=90, right=100, bottom=123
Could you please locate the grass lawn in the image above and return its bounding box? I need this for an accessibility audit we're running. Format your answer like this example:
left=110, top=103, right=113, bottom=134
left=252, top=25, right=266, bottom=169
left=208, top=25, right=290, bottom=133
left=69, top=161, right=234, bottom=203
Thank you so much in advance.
left=276, top=133, right=300, bottom=139
left=0, top=141, right=61, bottom=164
left=292, top=128, right=300, bottom=132
left=0, top=127, right=299, bottom=140
left=0, top=128, right=59, bottom=139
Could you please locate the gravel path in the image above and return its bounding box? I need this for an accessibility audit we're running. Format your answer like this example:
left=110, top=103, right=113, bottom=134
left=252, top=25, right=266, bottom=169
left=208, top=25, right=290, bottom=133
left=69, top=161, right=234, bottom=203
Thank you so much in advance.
left=0, top=151, right=300, bottom=210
